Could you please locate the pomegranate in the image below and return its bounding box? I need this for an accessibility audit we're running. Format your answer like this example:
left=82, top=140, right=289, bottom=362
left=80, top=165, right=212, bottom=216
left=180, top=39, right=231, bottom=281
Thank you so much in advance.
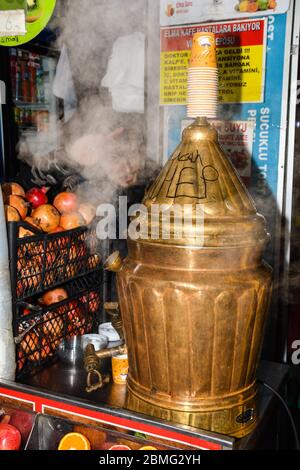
left=9, top=411, right=34, bottom=445
left=7, top=195, right=28, bottom=219
left=4, top=205, right=20, bottom=222
left=60, top=212, right=85, bottom=230
left=0, top=423, right=21, bottom=450
left=109, top=444, right=131, bottom=450
left=19, top=227, right=34, bottom=238
left=21, top=332, right=50, bottom=362
left=24, top=216, right=41, bottom=231
left=88, top=291, right=101, bottom=314
left=67, top=301, right=85, bottom=335
left=1, top=182, right=25, bottom=198
left=42, top=312, right=64, bottom=338
left=32, top=204, right=60, bottom=233
left=41, top=288, right=68, bottom=306
left=50, top=226, right=64, bottom=233
left=25, top=187, right=48, bottom=209
left=20, top=331, right=39, bottom=361
left=78, top=203, right=96, bottom=225
left=53, top=192, right=78, bottom=214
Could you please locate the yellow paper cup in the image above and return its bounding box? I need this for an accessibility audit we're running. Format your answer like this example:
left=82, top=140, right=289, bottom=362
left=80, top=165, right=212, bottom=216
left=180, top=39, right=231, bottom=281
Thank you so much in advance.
left=189, top=32, right=217, bottom=68
left=112, top=354, right=128, bottom=384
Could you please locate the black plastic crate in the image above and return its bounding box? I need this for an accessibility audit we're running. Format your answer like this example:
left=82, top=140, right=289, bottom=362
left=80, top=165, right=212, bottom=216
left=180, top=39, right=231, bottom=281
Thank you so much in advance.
left=7, top=221, right=101, bottom=301
left=14, top=274, right=102, bottom=379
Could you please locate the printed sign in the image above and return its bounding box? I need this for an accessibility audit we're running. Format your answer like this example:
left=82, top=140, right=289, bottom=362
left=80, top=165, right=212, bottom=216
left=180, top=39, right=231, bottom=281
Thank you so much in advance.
left=160, top=18, right=267, bottom=105
left=0, top=0, right=56, bottom=47
left=160, top=0, right=290, bottom=26
left=162, top=14, right=289, bottom=269
left=0, top=10, right=26, bottom=37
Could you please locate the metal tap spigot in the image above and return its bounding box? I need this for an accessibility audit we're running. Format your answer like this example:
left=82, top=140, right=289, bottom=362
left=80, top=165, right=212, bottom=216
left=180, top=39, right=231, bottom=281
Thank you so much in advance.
left=104, top=301, right=124, bottom=341
left=84, top=343, right=110, bottom=393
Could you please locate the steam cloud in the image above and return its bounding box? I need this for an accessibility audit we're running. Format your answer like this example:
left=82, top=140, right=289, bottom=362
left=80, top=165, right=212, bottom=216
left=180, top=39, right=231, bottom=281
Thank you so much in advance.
left=18, top=0, right=148, bottom=206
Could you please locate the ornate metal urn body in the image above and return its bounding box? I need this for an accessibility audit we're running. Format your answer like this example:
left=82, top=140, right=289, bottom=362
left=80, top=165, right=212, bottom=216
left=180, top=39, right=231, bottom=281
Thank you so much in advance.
left=107, top=117, right=272, bottom=437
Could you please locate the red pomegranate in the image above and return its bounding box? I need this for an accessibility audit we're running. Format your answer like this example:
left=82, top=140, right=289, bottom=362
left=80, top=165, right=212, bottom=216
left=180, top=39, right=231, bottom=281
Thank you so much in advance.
left=25, top=187, right=48, bottom=209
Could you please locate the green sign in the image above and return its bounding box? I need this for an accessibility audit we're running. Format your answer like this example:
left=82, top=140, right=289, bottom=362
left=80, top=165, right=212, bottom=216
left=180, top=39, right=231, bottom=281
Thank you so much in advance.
left=0, top=0, right=27, bottom=11
left=0, top=0, right=56, bottom=46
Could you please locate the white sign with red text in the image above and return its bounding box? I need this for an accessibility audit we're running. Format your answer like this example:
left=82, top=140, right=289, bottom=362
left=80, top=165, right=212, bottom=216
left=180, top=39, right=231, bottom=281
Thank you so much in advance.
left=160, top=0, right=290, bottom=26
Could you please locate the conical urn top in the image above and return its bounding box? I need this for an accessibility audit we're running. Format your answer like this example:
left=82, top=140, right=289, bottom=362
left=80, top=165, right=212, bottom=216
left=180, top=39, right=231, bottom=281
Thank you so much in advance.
left=140, top=117, right=269, bottom=248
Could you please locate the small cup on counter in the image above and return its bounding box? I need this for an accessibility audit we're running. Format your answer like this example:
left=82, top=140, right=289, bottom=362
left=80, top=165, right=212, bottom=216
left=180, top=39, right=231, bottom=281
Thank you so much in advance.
left=112, top=354, right=128, bottom=384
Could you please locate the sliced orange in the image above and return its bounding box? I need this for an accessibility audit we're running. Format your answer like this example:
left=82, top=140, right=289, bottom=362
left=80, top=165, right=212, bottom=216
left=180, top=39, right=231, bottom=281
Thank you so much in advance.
left=139, top=446, right=158, bottom=450
left=58, top=432, right=91, bottom=450
left=109, top=444, right=131, bottom=450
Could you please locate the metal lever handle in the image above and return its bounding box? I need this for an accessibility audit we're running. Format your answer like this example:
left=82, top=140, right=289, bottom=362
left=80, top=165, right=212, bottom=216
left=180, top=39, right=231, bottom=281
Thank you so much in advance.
left=86, top=369, right=104, bottom=393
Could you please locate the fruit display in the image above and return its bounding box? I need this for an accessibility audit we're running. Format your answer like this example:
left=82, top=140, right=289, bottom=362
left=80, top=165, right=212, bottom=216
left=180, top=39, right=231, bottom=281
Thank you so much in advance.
left=25, top=187, right=48, bottom=209
left=41, top=288, right=68, bottom=306
left=3, top=182, right=102, bottom=378
left=58, top=432, right=91, bottom=450
left=2, top=182, right=101, bottom=301
left=0, top=407, right=190, bottom=451
left=235, top=0, right=277, bottom=11
left=55, top=424, right=170, bottom=451
left=15, top=275, right=101, bottom=375
left=0, top=406, right=35, bottom=450
left=0, top=423, right=22, bottom=450
left=1, top=182, right=96, bottom=235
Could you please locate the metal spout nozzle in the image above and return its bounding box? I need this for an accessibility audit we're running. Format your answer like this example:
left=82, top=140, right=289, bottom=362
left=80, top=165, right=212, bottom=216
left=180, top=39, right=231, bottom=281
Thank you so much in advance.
left=104, top=251, right=123, bottom=272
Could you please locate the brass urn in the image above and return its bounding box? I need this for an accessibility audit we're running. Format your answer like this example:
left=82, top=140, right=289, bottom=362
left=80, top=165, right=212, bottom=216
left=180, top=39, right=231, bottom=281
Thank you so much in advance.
left=106, top=117, right=272, bottom=438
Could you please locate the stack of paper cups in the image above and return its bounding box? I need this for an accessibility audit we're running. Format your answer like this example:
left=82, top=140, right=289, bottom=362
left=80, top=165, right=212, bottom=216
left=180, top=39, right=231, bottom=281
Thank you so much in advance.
left=187, top=32, right=218, bottom=119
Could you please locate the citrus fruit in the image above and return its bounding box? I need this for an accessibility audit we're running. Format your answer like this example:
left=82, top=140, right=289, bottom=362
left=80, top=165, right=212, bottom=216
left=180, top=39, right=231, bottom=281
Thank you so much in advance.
left=139, top=446, right=158, bottom=450
left=58, top=432, right=91, bottom=450
left=109, top=444, right=131, bottom=450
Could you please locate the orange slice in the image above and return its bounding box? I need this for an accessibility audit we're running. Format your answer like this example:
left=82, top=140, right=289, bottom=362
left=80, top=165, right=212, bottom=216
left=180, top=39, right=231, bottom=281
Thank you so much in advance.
left=58, top=432, right=91, bottom=450
left=139, top=446, right=158, bottom=450
left=109, top=444, right=131, bottom=450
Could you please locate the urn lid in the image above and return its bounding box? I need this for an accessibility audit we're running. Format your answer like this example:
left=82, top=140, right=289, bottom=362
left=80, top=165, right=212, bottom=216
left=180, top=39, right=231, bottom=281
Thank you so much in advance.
left=139, top=117, right=269, bottom=248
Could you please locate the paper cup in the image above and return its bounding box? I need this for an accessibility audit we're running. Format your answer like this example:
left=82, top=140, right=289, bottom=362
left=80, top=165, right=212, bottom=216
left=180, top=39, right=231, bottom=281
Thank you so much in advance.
left=187, top=76, right=218, bottom=81
left=188, top=73, right=218, bottom=79
left=112, top=354, right=128, bottom=384
left=188, top=69, right=218, bottom=74
left=187, top=111, right=217, bottom=118
left=187, top=89, right=218, bottom=94
left=189, top=32, right=217, bottom=68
